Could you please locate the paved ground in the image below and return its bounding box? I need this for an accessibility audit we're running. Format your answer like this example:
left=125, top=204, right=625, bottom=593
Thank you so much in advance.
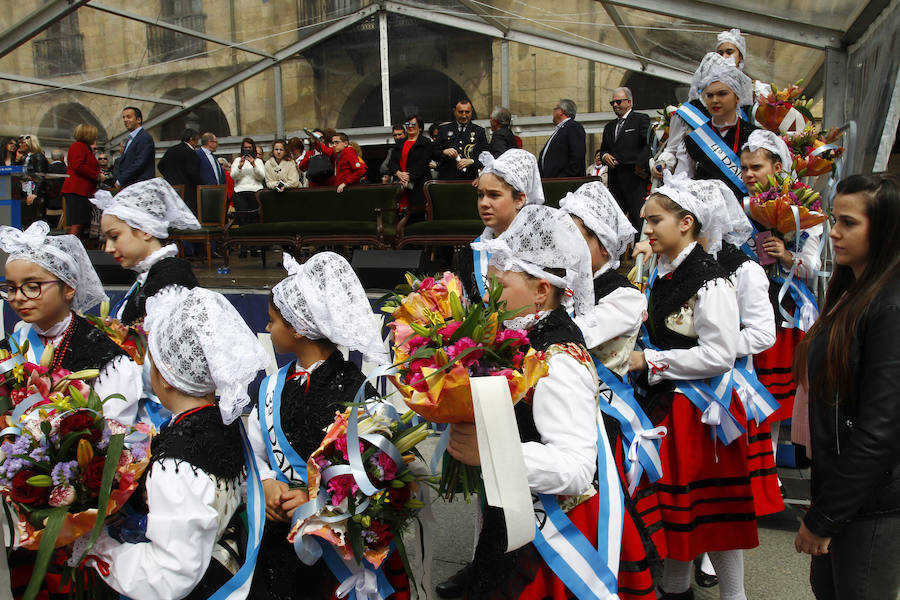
left=419, top=437, right=817, bottom=600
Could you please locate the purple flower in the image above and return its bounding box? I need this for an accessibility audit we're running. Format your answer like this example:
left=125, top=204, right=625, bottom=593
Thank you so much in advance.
left=51, top=460, right=79, bottom=486
left=130, top=441, right=149, bottom=462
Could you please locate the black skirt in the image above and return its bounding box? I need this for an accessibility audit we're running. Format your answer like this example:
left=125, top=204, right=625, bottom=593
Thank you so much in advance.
left=64, top=193, right=92, bottom=226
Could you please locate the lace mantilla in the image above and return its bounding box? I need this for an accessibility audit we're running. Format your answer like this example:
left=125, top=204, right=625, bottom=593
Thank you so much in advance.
left=0, top=221, right=107, bottom=312
left=473, top=205, right=594, bottom=316
left=477, top=149, right=544, bottom=205
left=91, top=178, right=200, bottom=239
left=272, top=252, right=388, bottom=365
left=559, top=181, right=635, bottom=270
left=120, top=256, right=198, bottom=325
left=145, top=287, right=268, bottom=425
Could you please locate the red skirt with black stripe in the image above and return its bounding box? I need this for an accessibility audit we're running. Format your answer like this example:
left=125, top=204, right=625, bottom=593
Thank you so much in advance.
left=634, top=391, right=759, bottom=562
left=744, top=419, right=784, bottom=517
left=754, top=327, right=804, bottom=422
left=517, top=493, right=655, bottom=600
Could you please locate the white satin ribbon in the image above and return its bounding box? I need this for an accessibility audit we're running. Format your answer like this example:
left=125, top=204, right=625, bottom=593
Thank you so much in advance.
left=625, top=427, right=667, bottom=495
left=335, top=563, right=380, bottom=600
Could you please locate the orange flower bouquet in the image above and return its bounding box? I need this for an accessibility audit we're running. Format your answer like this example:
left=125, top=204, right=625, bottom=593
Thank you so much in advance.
left=754, top=81, right=814, bottom=134
left=747, top=173, right=827, bottom=237
left=785, top=125, right=845, bottom=177
left=384, top=273, right=548, bottom=499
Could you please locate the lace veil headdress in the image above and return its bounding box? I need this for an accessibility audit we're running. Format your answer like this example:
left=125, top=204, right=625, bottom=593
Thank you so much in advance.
left=91, top=178, right=200, bottom=239
left=716, top=28, right=747, bottom=68
left=144, top=286, right=268, bottom=425
left=478, top=149, right=545, bottom=207
left=0, top=221, right=107, bottom=312
left=689, top=52, right=753, bottom=106
left=472, top=205, right=594, bottom=316
left=742, top=129, right=792, bottom=174
left=559, top=182, right=636, bottom=270
left=272, top=252, right=388, bottom=365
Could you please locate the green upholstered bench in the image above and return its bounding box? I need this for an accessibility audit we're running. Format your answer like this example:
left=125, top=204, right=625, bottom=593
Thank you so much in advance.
left=397, top=180, right=481, bottom=247
left=540, top=177, right=602, bottom=208
left=223, top=184, right=402, bottom=264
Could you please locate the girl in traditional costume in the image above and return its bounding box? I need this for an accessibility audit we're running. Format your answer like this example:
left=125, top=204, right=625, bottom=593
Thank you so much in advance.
left=559, top=183, right=660, bottom=599
left=86, top=286, right=269, bottom=599
left=629, top=173, right=755, bottom=600
left=247, top=251, right=408, bottom=600
left=0, top=221, right=142, bottom=425
left=457, top=149, right=544, bottom=304
left=450, top=204, right=625, bottom=599
left=91, top=178, right=201, bottom=325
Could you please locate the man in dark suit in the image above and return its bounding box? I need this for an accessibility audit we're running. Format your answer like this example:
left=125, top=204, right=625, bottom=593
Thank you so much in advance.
left=116, top=106, right=156, bottom=189
left=538, top=98, right=586, bottom=178
left=488, top=106, right=517, bottom=158
left=195, top=131, right=226, bottom=186
left=432, top=99, right=489, bottom=181
left=600, top=87, right=651, bottom=235
left=157, top=128, right=203, bottom=213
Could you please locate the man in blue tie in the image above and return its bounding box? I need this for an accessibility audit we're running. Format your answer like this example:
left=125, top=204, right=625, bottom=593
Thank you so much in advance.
left=115, top=106, right=156, bottom=189
left=196, top=132, right=226, bottom=185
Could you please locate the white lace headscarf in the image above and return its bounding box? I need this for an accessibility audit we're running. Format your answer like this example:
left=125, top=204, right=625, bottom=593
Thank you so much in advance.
left=145, top=286, right=268, bottom=425
left=472, top=205, right=593, bottom=316
left=742, top=129, right=792, bottom=174
left=655, top=172, right=745, bottom=256
left=0, top=221, right=107, bottom=312
left=559, top=182, right=636, bottom=270
left=91, top=178, right=200, bottom=239
left=478, top=150, right=544, bottom=207
left=689, top=52, right=753, bottom=106
left=272, top=252, right=388, bottom=365
left=716, top=28, right=746, bottom=68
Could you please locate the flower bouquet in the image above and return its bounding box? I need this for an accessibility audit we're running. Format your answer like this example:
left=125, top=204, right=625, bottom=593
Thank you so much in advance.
left=785, top=125, right=845, bottom=177
left=754, top=81, right=814, bottom=134
left=747, top=173, right=827, bottom=237
left=287, top=405, right=431, bottom=582
left=0, top=354, right=151, bottom=599
left=652, top=105, right=678, bottom=145
left=83, top=300, right=148, bottom=365
left=384, top=273, right=548, bottom=500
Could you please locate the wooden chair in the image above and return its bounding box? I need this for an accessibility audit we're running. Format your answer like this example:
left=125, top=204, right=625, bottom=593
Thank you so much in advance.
left=170, top=185, right=228, bottom=266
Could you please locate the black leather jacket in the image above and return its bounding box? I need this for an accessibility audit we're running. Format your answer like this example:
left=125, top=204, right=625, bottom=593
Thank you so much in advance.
left=804, top=278, right=900, bottom=537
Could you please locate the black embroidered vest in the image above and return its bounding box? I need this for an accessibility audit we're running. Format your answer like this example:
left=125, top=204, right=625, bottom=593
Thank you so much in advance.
left=120, top=257, right=198, bottom=325
left=150, top=404, right=244, bottom=480
left=717, top=242, right=753, bottom=277
left=648, top=244, right=728, bottom=351
left=594, top=268, right=636, bottom=302
left=58, top=315, right=128, bottom=373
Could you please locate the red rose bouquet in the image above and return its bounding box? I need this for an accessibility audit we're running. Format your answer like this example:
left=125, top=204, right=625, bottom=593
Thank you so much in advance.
left=384, top=273, right=548, bottom=500
left=287, top=405, right=431, bottom=582
left=0, top=349, right=150, bottom=600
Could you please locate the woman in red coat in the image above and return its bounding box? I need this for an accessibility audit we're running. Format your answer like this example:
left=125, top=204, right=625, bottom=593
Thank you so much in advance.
left=60, top=123, right=102, bottom=238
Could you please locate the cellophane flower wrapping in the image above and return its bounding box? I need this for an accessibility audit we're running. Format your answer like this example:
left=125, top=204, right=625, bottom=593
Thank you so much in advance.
left=754, top=82, right=813, bottom=133
left=747, top=172, right=827, bottom=236
left=286, top=406, right=431, bottom=571
left=385, top=272, right=548, bottom=424
left=784, top=124, right=845, bottom=177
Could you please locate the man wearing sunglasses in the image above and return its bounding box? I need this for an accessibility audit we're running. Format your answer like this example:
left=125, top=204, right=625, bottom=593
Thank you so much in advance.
left=600, top=87, right=651, bottom=237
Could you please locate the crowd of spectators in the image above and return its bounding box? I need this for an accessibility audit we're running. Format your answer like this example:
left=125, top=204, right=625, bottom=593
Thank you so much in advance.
left=4, top=95, right=611, bottom=242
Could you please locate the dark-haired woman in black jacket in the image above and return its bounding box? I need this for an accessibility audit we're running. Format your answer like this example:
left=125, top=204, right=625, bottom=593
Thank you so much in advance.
left=794, top=172, right=900, bottom=600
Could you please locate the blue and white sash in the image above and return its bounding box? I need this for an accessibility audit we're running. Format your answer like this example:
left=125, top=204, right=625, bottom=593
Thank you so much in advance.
left=260, top=363, right=397, bottom=600
left=676, top=103, right=749, bottom=196
left=112, top=281, right=140, bottom=321
left=731, top=356, right=779, bottom=425
left=208, top=419, right=266, bottom=599
left=472, top=236, right=490, bottom=302
left=592, top=357, right=665, bottom=496
left=258, top=364, right=307, bottom=484
left=9, top=324, right=45, bottom=364
left=532, top=420, right=623, bottom=600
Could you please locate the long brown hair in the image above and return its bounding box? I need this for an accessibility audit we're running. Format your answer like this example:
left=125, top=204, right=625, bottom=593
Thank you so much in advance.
left=794, top=173, right=900, bottom=403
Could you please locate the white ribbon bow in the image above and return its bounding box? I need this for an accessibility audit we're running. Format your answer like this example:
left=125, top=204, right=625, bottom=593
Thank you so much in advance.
left=336, top=563, right=380, bottom=600
left=625, top=426, right=667, bottom=494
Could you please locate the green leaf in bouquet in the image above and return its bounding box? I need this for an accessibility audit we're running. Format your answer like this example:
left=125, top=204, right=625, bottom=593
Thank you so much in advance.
left=392, top=526, right=417, bottom=593
left=98, top=393, right=126, bottom=408
left=72, top=433, right=125, bottom=565
left=9, top=455, right=53, bottom=474
left=67, top=384, right=86, bottom=408
left=0, top=395, right=12, bottom=414
left=449, top=290, right=465, bottom=322
left=23, top=505, right=68, bottom=600
left=56, top=430, right=93, bottom=460
left=449, top=303, right=483, bottom=343
left=40, top=420, right=51, bottom=437
left=346, top=496, right=364, bottom=564
left=88, top=389, right=103, bottom=412
left=795, top=103, right=815, bottom=123
left=408, top=345, right=437, bottom=362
